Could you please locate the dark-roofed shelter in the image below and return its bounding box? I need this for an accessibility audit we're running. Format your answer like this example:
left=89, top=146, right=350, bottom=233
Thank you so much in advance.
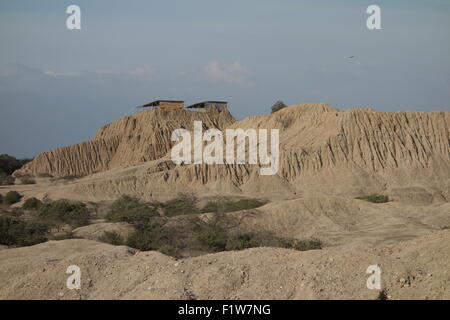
left=186, top=101, right=228, bottom=111
left=137, top=100, right=184, bottom=110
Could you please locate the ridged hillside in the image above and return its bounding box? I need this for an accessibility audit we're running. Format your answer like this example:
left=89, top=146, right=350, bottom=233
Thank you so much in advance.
left=15, top=107, right=235, bottom=177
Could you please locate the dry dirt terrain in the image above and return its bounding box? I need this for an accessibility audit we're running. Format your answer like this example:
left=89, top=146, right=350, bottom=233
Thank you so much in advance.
left=0, top=231, right=448, bottom=299
left=0, top=104, right=449, bottom=299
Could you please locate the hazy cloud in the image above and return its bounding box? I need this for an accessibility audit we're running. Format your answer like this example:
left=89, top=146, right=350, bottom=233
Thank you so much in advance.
left=44, top=71, right=81, bottom=77
left=202, top=61, right=252, bottom=86
left=94, top=65, right=159, bottom=80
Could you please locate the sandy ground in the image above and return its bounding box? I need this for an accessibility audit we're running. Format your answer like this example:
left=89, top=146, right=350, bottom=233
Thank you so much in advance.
left=0, top=230, right=448, bottom=300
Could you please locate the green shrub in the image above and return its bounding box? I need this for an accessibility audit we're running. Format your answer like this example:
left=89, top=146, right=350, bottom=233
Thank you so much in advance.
left=157, top=244, right=180, bottom=257
left=271, top=100, right=287, bottom=113
left=278, top=238, right=323, bottom=251
left=4, top=191, right=22, bottom=204
left=194, top=224, right=228, bottom=252
left=201, top=198, right=267, bottom=214
left=0, top=216, right=48, bottom=246
left=224, top=232, right=260, bottom=251
left=356, top=194, right=389, bottom=203
left=192, top=213, right=322, bottom=253
left=57, top=174, right=86, bottom=181
left=161, top=194, right=199, bottom=216
left=11, top=207, right=24, bottom=217
left=99, top=231, right=124, bottom=245
left=19, top=176, right=36, bottom=185
left=38, top=200, right=91, bottom=227
left=0, top=172, right=15, bottom=186
left=126, top=220, right=167, bottom=251
left=38, top=173, right=53, bottom=178
left=51, top=232, right=78, bottom=240
left=22, top=197, right=43, bottom=210
left=106, top=195, right=159, bottom=224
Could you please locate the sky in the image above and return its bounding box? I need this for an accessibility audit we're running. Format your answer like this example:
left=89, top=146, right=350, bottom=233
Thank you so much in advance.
left=0, top=0, right=449, bottom=158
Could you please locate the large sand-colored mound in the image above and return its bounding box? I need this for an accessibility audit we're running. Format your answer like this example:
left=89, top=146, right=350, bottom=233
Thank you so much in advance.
left=10, top=104, right=450, bottom=202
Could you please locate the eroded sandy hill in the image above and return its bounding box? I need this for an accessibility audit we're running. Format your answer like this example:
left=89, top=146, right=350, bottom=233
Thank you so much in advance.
left=15, top=107, right=235, bottom=177
left=0, top=230, right=448, bottom=300
left=11, top=104, right=449, bottom=202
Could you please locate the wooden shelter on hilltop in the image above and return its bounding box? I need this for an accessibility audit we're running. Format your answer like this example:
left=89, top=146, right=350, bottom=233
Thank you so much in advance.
left=137, top=100, right=184, bottom=110
left=186, top=101, right=228, bottom=111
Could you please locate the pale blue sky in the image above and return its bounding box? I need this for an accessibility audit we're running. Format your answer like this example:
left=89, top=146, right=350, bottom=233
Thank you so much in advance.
left=1, top=0, right=449, bottom=157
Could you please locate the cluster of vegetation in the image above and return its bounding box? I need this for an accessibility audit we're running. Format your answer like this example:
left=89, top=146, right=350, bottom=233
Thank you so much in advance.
left=105, top=195, right=267, bottom=223
left=105, top=195, right=160, bottom=224
left=99, top=231, right=125, bottom=245
left=192, top=213, right=322, bottom=252
left=1, top=192, right=321, bottom=257
left=160, top=194, right=200, bottom=216
left=52, top=174, right=86, bottom=182
left=102, top=195, right=321, bottom=258
left=123, top=212, right=322, bottom=257
left=0, top=216, right=48, bottom=247
left=37, top=200, right=91, bottom=228
left=51, top=232, right=79, bottom=241
left=0, top=154, right=32, bottom=185
left=1, top=191, right=23, bottom=205
left=201, top=198, right=267, bottom=214
left=38, top=173, right=53, bottom=178
left=16, top=174, right=36, bottom=185
left=271, top=100, right=287, bottom=113
left=356, top=194, right=389, bottom=203
left=0, top=193, right=90, bottom=246
left=22, top=197, right=43, bottom=210
left=0, top=172, right=15, bottom=186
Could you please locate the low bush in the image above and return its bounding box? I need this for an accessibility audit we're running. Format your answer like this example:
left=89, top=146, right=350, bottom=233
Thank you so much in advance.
left=161, top=194, right=200, bottom=216
left=0, top=172, right=15, bottom=186
left=126, top=220, right=168, bottom=251
left=106, top=195, right=159, bottom=224
left=57, top=174, right=86, bottom=181
left=22, top=197, right=43, bottom=210
left=124, top=212, right=323, bottom=257
left=99, top=231, right=124, bottom=245
left=38, top=173, right=53, bottom=178
left=191, top=213, right=321, bottom=253
left=157, top=244, right=180, bottom=257
left=38, top=200, right=91, bottom=227
left=0, top=216, right=48, bottom=246
left=201, top=198, right=267, bottom=214
left=4, top=191, right=22, bottom=205
left=19, top=176, right=36, bottom=185
left=356, top=194, right=389, bottom=203
left=271, top=100, right=287, bottom=113
left=194, top=223, right=229, bottom=252
left=11, top=207, right=25, bottom=217
left=278, top=238, right=323, bottom=251
left=51, top=232, right=79, bottom=240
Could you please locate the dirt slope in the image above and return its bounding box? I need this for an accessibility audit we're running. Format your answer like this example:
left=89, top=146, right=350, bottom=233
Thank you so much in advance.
left=0, top=230, right=448, bottom=300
